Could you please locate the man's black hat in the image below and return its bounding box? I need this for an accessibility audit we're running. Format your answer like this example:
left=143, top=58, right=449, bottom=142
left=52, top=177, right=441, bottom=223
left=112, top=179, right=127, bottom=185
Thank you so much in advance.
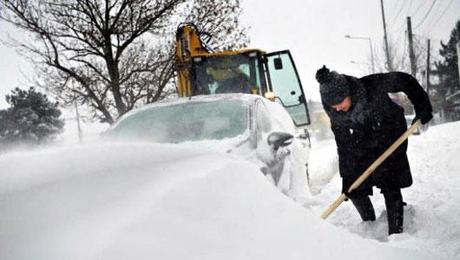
left=316, top=65, right=350, bottom=105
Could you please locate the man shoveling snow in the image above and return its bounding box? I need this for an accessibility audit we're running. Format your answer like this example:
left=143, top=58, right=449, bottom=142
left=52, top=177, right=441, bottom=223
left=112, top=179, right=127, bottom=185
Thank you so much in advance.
left=316, top=66, right=433, bottom=235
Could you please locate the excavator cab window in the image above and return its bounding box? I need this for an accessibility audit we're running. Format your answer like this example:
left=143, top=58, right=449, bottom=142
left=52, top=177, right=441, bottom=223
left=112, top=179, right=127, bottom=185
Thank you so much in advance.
left=191, top=53, right=266, bottom=96
left=265, top=50, right=311, bottom=126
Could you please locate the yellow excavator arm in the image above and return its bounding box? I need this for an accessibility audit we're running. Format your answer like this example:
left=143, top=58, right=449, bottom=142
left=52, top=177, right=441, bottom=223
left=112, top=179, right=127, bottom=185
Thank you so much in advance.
left=175, top=24, right=210, bottom=97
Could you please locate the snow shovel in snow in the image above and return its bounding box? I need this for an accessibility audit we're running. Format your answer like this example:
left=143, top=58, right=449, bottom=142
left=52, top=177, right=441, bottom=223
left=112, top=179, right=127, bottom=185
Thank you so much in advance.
left=320, top=119, right=422, bottom=219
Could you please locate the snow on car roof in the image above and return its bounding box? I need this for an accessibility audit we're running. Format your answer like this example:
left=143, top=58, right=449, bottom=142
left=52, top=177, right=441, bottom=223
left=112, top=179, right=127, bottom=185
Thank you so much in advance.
left=115, top=93, right=262, bottom=124
left=131, top=93, right=257, bottom=110
left=155, top=93, right=258, bottom=106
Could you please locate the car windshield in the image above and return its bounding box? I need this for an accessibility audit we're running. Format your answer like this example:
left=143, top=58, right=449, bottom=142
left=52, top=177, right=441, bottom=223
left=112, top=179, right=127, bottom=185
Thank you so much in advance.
left=109, top=99, right=249, bottom=143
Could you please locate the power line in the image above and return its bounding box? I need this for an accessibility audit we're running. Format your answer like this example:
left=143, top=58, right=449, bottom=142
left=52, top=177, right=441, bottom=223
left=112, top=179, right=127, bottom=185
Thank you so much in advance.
left=423, top=0, right=446, bottom=31
left=389, top=0, right=409, bottom=28
left=426, top=0, right=455, bottom=35
left=391, top=0, right=421, bottom=34
left=407, top=0, right=413, bottom=13
left=411, top=0, right=430, bottom=17
left=390, top=0, right=414, bottom=48
left=414, top=0, right=439, bottom=30
left=389, top=1, right=405, bottom=25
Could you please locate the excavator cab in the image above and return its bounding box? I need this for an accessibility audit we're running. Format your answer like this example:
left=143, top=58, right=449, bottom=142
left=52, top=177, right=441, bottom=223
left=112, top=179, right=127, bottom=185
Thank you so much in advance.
left=175, top=23, right=310, bottom=127
left=191, top=50, right=266, bottom=96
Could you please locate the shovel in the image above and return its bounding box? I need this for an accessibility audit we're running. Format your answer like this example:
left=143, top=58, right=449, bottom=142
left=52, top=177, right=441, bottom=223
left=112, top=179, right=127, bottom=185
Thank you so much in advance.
left=320, top=119, right=422, bottom=219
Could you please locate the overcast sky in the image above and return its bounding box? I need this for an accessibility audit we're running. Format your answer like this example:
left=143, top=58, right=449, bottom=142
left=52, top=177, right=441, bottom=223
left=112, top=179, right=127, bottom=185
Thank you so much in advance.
left=240, top=0, right=460, bottom=100
left=1, top=0, right=459, bottom=107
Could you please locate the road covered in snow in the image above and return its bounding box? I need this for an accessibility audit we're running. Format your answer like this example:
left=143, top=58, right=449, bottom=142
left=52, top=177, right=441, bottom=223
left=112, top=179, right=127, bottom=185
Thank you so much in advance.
left=0, top=122, right=459, bottom=259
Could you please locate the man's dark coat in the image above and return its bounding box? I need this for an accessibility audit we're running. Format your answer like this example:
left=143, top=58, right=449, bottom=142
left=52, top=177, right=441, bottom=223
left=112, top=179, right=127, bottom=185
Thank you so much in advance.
left=322, top=72, right=432, bottom=197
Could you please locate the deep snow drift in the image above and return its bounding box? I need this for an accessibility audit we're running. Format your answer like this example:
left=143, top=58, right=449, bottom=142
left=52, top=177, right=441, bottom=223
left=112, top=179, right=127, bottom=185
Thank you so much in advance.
left=1, top=122, right=459, bottom=259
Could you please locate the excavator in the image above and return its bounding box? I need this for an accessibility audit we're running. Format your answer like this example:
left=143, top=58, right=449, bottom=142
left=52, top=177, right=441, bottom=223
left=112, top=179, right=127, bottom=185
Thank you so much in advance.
left=174, top=23, right=311, bottom=128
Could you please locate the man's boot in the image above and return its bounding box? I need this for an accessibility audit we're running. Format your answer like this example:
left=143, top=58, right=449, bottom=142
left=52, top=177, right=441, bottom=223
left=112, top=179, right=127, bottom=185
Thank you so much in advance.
left=350, top=196, right=376, bottom=221
left=384, top=190, right=404, bottom=235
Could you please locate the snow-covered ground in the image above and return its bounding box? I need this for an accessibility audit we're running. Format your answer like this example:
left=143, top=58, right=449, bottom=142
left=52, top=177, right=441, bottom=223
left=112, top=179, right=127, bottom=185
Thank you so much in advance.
left=1, top=120, right=459, bottom=259
left=309, top=121, right=460, bottom=259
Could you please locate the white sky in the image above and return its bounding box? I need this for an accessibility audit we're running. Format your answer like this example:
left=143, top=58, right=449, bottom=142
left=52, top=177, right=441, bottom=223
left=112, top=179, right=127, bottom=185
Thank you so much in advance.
left=0, top=21, right=33, bottom=108
left=1, top=0, right=459, bottom=106
left=240, top=0, right=460, bottom=100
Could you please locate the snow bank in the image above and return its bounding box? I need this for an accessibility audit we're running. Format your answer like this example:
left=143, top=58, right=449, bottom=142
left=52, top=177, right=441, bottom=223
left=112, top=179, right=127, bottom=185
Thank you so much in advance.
left=310, top=122, right=460, bottom=259
left=308, top=139, right=338, bottom=194
left=0, top=141, right=438, bottom=259
left=402, top=122, right=460, bottom=258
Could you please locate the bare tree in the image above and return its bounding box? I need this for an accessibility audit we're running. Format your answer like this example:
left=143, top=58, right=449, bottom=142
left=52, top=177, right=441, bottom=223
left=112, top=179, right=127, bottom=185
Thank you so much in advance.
left=370, top=34, right=427, bottom=82
left=1, top=0, right=248, bottom=123
left=181, top=0, right=249, bottom=51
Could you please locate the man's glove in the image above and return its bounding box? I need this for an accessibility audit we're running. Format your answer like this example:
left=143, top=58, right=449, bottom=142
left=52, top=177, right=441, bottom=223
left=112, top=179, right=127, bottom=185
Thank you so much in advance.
left=412, top=110, right=433, bottom=125
left=343, top=190, right=350, bottom=201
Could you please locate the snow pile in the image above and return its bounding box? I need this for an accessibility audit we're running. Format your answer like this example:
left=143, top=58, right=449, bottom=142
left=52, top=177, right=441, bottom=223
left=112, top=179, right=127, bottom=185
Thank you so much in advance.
left=0, top=141, right=439, bottom=260
left=310, top=121, right=460, bottom=259
left=307, top=139, right=338, bottom=194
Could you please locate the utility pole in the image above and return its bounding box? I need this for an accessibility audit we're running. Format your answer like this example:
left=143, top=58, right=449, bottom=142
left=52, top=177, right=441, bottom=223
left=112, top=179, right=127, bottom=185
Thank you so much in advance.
left=380, top=0, right=393, bottom=71
left=426, top=39, right=431, bottom=95
left=75, top=102, right=82, bottom=143
left=457, top=41, right=460, bottom=89
left=407, top=17, right=417, bottom=77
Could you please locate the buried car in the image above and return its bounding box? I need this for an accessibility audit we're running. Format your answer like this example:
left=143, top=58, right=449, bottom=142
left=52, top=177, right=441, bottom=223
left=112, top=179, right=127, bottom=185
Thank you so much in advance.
left=106, top=93, right=310, bottom=197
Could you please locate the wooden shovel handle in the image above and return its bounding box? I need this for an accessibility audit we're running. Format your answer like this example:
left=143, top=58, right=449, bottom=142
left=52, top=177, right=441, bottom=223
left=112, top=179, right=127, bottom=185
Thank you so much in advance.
left=320, top=120, right=421, bottom=220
